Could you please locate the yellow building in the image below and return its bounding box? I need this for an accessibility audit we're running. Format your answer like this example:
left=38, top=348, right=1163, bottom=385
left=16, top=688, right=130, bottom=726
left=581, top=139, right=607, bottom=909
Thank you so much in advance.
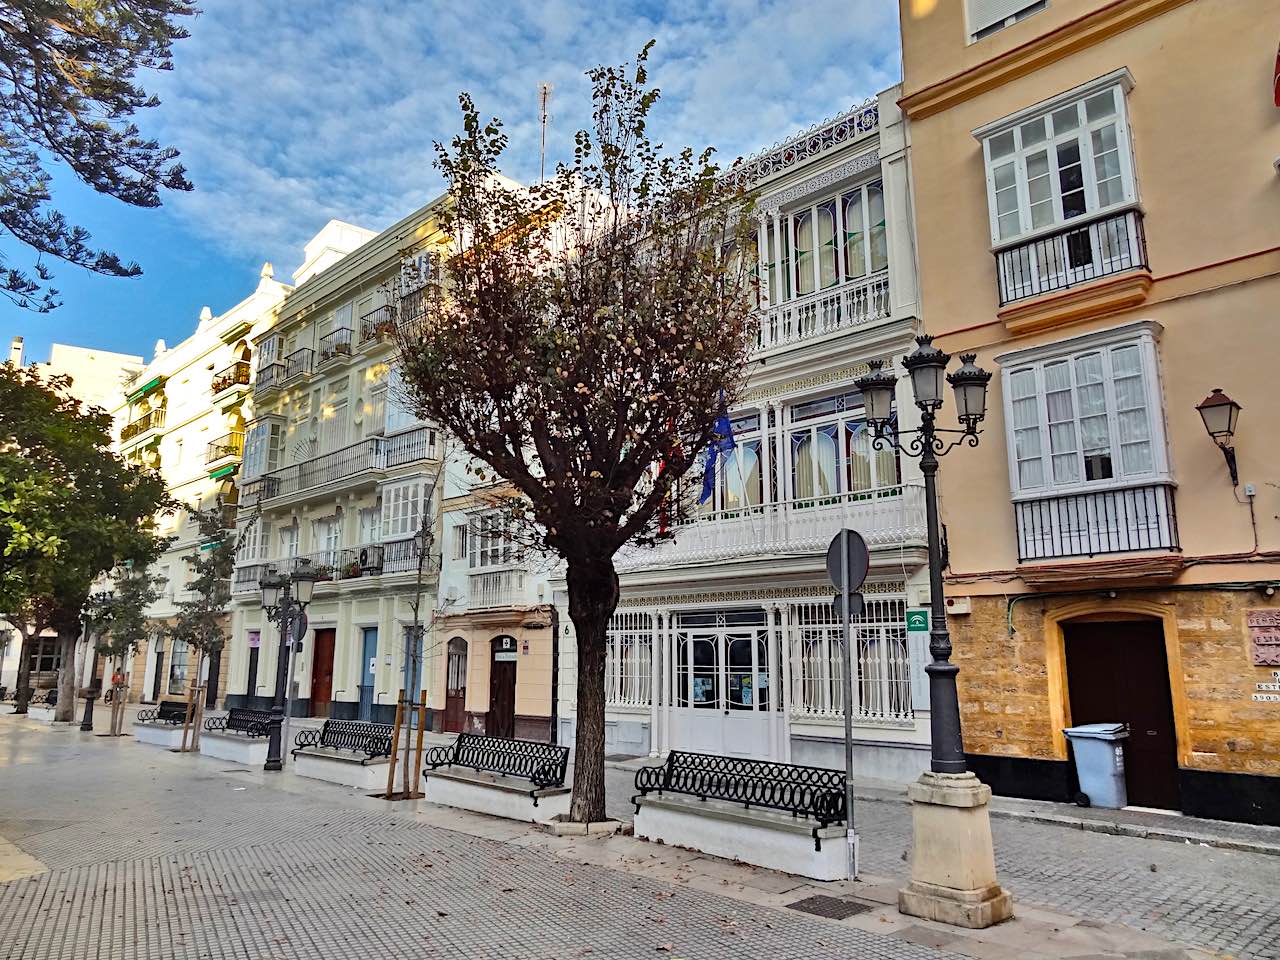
left=898, top=0, right=1280, bottom=824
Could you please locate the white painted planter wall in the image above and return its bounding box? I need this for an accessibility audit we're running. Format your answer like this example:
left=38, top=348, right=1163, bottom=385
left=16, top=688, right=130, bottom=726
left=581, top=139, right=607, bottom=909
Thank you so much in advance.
left=199, top=733, right=268, bottom=766
left=634, top=796, right=850, bottom=881
left=133, top=722, right=187, bottom=749
left=425, top=769, right=571, bottom=824
left=25, top=706, right=57, bottom=724
left=292, top=750, right=392, bottom=791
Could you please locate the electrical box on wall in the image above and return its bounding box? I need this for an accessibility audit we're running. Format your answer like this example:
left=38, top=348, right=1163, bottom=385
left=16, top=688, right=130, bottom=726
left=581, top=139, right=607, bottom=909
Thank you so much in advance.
left=945, top=596, right=972, bottom=615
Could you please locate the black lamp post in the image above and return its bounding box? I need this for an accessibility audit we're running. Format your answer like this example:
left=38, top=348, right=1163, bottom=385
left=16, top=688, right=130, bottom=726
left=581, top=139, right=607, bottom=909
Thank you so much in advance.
left=259, top=560, right=318, bottom=771
left=1196, top=388, right=1242, bottom=486
left=857, top=336, right=992, bottom=775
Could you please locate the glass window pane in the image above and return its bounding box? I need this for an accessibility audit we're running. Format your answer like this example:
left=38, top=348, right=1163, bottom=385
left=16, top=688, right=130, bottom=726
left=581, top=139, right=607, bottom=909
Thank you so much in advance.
left=1018, top=455, right=1045, bottom=489
left=1056, top=139, right=1087, bottom=219
left=867, top=183, right=888, bottom=272
left=1121, top=440, right=1154, bottom=474
left=815, top=425, right=839, bottom=496
left=1020, top=117, right=1047, bottom=146
left=791, top=432, right=813, bottom=499
left=989, top=130, right=1016, bottom=159
left=818, top=200, right=839, bottom=288
left=846, top=422, right=871, bottom=493
left=842, top=191, right=866, bottom=279
left=1027, top=150, right=1054, bottom=228
left=1085, top=90, right=1116, bottom=122
left=1009, top=369, right=1037, bottom=401
left=1052, top=105, right=1080, bottom=134
left=1011, top=395, right=1039, bottom=430
left=793, top=211, right=814, bottom=296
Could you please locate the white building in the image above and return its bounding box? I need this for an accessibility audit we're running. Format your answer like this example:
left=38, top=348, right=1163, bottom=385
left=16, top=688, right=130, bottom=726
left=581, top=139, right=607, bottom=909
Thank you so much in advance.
left=553, top=90, right=938, bottom=781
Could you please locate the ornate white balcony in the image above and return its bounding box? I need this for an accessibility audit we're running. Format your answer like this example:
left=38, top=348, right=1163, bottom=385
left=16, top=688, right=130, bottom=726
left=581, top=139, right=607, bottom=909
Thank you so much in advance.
left=468, top=568, right=525, bottom=609
left=756, top=270, right=890, bottom=352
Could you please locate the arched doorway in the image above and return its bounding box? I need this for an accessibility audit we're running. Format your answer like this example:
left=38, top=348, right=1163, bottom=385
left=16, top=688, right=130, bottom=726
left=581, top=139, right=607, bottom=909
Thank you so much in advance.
left=1062, top=615, right=1181, bottom=809
left=443, top=637, right=467, bottom=733
left=488, top=636, right=517, bottom=739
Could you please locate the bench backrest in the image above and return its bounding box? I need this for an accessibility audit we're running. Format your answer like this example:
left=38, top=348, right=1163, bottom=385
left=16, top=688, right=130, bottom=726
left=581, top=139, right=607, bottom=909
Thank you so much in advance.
left=659, top=750, right=845, bottom=826
left=451, top=733, right=569, bottom=787
left=157, top=700, right=188, bottom=720
left=226, top=707, right=272, bottom=733
left=318, top=719, right=393, bottom=757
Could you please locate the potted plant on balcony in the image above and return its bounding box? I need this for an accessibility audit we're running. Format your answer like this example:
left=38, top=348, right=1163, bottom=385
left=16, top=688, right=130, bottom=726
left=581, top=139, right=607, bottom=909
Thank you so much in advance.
left=342, top=559, right=361, bottom=580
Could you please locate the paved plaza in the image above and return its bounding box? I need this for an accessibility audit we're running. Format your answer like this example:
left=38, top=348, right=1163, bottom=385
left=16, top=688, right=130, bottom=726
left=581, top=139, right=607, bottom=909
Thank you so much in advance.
left=0, top=715, right=1277, bottom=959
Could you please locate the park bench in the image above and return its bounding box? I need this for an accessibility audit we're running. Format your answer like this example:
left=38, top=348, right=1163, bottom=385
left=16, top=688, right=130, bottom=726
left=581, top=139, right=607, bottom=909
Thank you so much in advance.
left=137, top=700, right=189, bottom=725
left=423, top=733, right=571, bottom=823
left=290, top=719, right=395, bottom=790
left=204, top=707, right=271, bottom=738
left=133, top=700, right=194, bottom=748
left=631, top=750, right=850, bottom=881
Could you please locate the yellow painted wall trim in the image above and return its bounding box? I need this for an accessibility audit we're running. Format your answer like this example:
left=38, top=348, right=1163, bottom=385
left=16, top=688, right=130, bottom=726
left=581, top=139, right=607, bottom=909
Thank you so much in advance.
left=997, top=271, right=1152, bottom=337
left=899, top=0, right=1196, bottom=120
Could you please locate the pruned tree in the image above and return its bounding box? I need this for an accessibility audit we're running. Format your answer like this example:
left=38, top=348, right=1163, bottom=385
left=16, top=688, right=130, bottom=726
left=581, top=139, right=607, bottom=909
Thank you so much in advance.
left=0, top=0, right=197, bottom=310
left=161, top=503, right=234, bottom=750
left=392, top=43, right=757, bottom=822
left=84, top=560, right=163, bottom=735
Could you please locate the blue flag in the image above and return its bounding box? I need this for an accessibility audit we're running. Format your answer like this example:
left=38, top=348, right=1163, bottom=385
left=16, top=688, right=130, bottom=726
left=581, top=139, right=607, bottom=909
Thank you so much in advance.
left=698, top=398, right=736, bottom=505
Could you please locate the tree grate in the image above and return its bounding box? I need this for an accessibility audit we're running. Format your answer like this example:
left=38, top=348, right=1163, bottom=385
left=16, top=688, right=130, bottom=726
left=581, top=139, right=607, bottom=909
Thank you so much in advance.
left=785, top=895, right=871, bottom=920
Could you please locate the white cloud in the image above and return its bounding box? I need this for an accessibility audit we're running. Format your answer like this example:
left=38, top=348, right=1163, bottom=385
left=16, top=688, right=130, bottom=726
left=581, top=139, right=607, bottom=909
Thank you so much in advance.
left=147, top=0, right=900, bottom=271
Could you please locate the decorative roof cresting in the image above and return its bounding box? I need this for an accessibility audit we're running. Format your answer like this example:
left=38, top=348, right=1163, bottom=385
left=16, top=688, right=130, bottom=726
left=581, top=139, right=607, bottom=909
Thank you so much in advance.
left=725, top=98, right=880, bottom=189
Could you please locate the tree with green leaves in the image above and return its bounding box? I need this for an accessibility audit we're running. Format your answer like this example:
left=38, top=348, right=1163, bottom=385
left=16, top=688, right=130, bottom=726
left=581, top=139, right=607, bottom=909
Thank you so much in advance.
left=0, top=0, right=197, bottom=311
left=0, top=453, right=63, bottom=612
left=0, top=361, right=171, bottom=719
left=83, top=560, right=162, bottom=735
left=162, top=502, right=233, bottom=749
left=392, top=44, right=757, bottom=822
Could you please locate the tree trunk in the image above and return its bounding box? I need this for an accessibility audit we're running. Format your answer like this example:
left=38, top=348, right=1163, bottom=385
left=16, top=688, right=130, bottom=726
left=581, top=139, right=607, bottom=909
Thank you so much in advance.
left=566, top=555, right=620, bottom=824
left=54, top=626, right=80, bottom=723
left=14, top=628, right=35, bottom=714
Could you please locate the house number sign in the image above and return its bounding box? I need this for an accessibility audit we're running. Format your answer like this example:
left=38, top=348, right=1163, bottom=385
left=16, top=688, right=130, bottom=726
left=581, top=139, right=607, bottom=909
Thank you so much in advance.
left=1247, top=610, right=1280, bottom=666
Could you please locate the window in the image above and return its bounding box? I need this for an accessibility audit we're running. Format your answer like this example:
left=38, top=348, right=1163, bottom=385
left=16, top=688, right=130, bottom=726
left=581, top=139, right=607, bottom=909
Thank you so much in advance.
left=969, top=0, right=1047, bottom=40
left=319, top=400, right=348, bottom=454
left=981, top=75, right=1135, bottom=244
left=167, top=641, right=189, bottom=696
left=385, top=366, right=421, bottom=434
left=313, top=514, right=341, bottom=565
left=765, top=181, right=888, bottom=305
left=382, top=480, right=426, bottom=540
left=469, top=513, right=513, bottom=568
left=452, top=522, right=469, bottom=560
left=605, top=611, right=654, bottom=706
left=358, top=504, right=381, bottom=545
left=279, top=521, right=299, bottom=560
left=788, top=391, right=899, bottom=505
left=242, top=418, right=283, bottom=480
left=999, top=323, right=1165, bottom=496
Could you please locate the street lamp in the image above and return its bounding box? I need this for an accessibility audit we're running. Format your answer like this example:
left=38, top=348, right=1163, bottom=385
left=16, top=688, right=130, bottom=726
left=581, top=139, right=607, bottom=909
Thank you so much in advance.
left=259, top=560, right=318, bottom=771
left=857, top=335, right=1010, bottom=928
left=1196, top=388, right=1242, bottom=485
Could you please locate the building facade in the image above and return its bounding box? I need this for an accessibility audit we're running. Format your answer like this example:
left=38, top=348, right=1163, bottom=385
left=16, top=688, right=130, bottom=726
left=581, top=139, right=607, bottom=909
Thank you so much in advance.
left=898, top=0, right=1280, bottom=823
left=552, top=91, right=939, bottom=781
left=227, top=216, right=446, bottom=725
left=109, top=265, right=293, bottom=705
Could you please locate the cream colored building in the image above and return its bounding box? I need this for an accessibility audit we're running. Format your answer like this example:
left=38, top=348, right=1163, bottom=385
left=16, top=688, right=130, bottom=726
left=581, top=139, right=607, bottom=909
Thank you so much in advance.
left=9, top=337, right=145, bottom=412
left=228, top=214, right=446, bottom=724
left=899, top=0, right=1280, bottom=824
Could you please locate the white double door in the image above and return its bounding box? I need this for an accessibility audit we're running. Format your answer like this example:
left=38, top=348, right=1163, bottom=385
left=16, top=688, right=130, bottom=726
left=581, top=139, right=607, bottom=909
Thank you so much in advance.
left=667, top=611, right=780, bottom=760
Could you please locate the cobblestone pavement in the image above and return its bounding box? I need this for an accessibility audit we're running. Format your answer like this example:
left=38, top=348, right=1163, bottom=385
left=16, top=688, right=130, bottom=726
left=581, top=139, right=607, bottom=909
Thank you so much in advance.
left=0, top=719, right=1277, bottom=959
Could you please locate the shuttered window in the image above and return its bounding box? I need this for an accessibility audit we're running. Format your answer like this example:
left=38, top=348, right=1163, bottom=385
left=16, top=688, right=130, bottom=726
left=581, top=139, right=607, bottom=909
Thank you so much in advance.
left=968, top=0, right=1046, bottom=39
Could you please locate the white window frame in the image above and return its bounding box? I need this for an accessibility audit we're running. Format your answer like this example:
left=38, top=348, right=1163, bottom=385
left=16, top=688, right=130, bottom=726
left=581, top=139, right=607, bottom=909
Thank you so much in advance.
left=976, top=70, right=1137, bottom=247
left=385, top=365, right=421, bottom=435
left=468, top=512, right=513, bottom=569
left=785, top=390, right=900, bottom=506
left=996, top=320, right=1168, bottom=500
left=241, top=417, right=283, bottom=481
left=382, top=480, right=426, bottom=540
left=451, top=522, right=469, bottom=561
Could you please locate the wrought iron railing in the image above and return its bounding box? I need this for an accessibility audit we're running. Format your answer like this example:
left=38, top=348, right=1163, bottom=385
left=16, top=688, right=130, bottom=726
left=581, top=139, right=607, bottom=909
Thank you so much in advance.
left=212, top=360, right=251, bottom=394
left=382, top=539, right=440, bottom=575
left=757, top=270, right=890, bottom=350
left=996, top=209, right=1147, bottom=305
left=283, top=550, right=338, bottom=581
left=283, top=348, right=314, bottom=381
left=254, top=362, right=286, bottom=392
left=385, top=425, right=437, bottom=466
left=1014, top=482, right=1179, bottom=562
left=468, top=568, right=524, bottom=608
left=205, top=432, right=244, bottom=464
left=317, top=327, right=353, bottom=364
left=334, top=544, right=384, bottom=580
left=121, top=408, right=165, bottom=442
left=232, top=563, right=268, bottom=594
left=359, top=305, right=395, bottom=343
left=204, top=707, right=271, bottom=738
left=240, top=437, right=386, bottom=506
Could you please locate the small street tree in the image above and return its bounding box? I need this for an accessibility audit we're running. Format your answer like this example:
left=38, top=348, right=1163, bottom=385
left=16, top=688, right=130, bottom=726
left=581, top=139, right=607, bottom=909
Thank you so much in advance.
left=84, top=561, right=163, bottom=736
left=162, top=504, right=234, bottom=750
left=392, top=44, right=757, bottom=822
left=0, top=0, right=197, bottom=311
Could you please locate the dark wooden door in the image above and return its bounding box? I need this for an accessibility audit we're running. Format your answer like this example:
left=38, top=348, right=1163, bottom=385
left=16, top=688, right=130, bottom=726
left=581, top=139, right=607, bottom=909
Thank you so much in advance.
left=245, top=643, right=260, bottom=702
left=151, top=642, right=164, bottom=702
left=1064, top=620, right=1180, bottom=809
left=310, top=628, right=337, bottom=718
left=444, top=638, right=468, bottom=733
left=487, top=636, right=517, bottom=739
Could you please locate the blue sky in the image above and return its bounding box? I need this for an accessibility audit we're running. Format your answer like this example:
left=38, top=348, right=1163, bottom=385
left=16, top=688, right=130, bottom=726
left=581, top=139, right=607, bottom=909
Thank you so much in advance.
left=4, top=0, right=901, bottom=365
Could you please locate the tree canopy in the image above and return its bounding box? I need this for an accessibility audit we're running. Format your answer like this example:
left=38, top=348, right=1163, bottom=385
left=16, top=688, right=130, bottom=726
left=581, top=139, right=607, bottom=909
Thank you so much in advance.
left=0, top=0, right=197, bottom=310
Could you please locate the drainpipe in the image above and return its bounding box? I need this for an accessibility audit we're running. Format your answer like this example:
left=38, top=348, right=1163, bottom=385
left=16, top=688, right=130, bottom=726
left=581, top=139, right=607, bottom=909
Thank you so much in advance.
left=549, top=603, right=559, bottom=746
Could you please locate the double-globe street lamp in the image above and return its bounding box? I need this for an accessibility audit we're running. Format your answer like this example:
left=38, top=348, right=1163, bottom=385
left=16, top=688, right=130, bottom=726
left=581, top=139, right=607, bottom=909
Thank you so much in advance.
left=259, top=559, right=320, bottom=771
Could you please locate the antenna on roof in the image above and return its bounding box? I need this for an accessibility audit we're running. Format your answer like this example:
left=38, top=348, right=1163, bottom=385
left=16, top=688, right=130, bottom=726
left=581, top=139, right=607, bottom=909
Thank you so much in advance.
left=538, top=82, right=553, bottom=184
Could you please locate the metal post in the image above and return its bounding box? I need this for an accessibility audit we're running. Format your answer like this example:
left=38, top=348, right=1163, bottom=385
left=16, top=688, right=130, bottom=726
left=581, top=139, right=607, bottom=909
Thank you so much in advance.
left=264, top=585, right=292, bottom=772
left=920, top=412, right=966, bottom=774
left=839, top=529, right=859, bottom=879
left=282, top=614, right=301, bottom=759
left=79, top=684, right=98, bottom=732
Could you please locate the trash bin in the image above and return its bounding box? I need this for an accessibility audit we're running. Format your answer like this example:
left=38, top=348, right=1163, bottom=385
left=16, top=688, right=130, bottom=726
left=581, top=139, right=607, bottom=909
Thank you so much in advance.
left=1063, top=722, right=1129, bottom=809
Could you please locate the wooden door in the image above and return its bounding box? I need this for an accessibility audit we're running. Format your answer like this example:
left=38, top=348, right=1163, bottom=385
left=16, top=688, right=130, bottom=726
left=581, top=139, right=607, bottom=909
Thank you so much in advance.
left=151, top=642, right=164, bottom=702
left=359, top=628, right=378, bottom=722
left=444, top=637, right=468, bottom=733
left=245, top=645, right=260, bottom=703
left=487, top=636, right=517, bottom=739
left=310, top=628, right=337, bottom=718
left=1065, top=620, right=1180, bottom=810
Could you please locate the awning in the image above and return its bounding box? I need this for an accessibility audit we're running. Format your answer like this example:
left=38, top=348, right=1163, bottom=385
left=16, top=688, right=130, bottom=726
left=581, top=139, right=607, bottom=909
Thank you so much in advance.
left=126, top=375, right=166, bottom=404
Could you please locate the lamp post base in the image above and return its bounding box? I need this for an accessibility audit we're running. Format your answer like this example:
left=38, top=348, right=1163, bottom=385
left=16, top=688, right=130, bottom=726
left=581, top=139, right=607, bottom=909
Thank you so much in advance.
left=897, top=771, right=1013, bottom=929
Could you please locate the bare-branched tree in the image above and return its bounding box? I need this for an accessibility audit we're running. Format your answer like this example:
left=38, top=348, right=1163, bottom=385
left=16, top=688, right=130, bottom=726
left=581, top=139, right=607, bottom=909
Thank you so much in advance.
left=392, top=43, right=757, bottom=822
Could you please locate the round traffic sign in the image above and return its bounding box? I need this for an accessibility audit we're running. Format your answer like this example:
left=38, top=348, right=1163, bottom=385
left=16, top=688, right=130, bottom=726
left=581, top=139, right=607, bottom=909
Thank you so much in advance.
left=826, top=529, right=869, bottom=592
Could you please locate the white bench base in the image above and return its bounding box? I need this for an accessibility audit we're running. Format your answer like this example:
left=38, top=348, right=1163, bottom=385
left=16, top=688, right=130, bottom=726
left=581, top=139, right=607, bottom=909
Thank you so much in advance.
left=634, top=795, right=850, bottom=881
left=133, top=722, right=188, bottom=749
left=425, top=768, right=570, bottom=824
left=25, top=706, right=57, bottom=724
left=199, top=732, right=268, bottom=765
left=292, top=748, right=391, bottom=790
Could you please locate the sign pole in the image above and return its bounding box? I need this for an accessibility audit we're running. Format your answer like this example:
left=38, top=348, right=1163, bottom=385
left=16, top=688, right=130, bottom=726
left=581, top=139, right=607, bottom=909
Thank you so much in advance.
left=840, top=529, right=859, bottom=879
left=281, top=610, right=306, bottom=763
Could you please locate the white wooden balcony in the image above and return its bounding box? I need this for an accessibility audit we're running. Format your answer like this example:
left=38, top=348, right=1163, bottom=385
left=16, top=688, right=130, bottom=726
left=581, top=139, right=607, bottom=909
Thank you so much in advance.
left=468, top=568, right=525, bottom=609
left=616, top=483, right=926, bottom=571
left=756, top=270, right=890, bottom=352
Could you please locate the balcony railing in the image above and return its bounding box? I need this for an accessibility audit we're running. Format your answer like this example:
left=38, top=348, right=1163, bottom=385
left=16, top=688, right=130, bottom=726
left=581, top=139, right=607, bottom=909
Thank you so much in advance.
left=255, top=362, right=286, bottom=393
left=121, top=408, right=166, bottom=443
left=241, top=437, right=386, bottom=506
left=616, top=483, right=926, bottom=571
left=996, top=209, right=1147, bottom=306
left=334, top=545, right=384, bottom=580
left=205, top=432, right=244, bottom=465
left=283, top=348, right=314, bottom=381
left=469, top=568, right=524, bottom=608
left=317, top=327, right=353, bottom=365
left=386, top=425, right=437, bottom=466
left=212, top=360, right=251, bottom=395
left=359, top=305, right=395, bottom=344
left=285, top=551, right=339, bottom=581
left=382, top=539, right=440, bottom=575
left=757, top=270, right=890, bottom=351
left=1014, top=482, right=1179, bottom=562
left=232, top=564, right=268, bottom=595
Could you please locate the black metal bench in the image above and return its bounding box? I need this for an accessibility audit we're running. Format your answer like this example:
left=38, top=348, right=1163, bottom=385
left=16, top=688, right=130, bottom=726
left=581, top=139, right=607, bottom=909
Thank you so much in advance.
left=292, top=719, right=393, bottom=764
left=425, top=733, right=569, bottom=804
left=33, top=688, right=57, bottom=706
left=632, top=750, right=846, bottom=851
left=204, top=707, right=271, bottom=738
left=137, top=700, right=189, bottom=725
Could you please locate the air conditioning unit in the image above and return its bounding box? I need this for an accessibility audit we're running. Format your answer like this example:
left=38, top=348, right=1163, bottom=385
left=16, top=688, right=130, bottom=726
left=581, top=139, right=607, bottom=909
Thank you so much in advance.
left=444, top=585, right=461, bottom=602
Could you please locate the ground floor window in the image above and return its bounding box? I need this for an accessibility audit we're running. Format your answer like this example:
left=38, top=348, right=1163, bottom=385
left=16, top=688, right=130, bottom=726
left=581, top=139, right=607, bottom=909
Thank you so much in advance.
left=605, top=612, right=654, bottom=706
left=168, top=641, right=190, bottom=696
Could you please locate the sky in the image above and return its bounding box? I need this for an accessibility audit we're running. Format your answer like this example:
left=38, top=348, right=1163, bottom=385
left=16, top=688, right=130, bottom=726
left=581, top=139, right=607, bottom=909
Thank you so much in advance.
left=3, top=0, right=902, bottom=366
